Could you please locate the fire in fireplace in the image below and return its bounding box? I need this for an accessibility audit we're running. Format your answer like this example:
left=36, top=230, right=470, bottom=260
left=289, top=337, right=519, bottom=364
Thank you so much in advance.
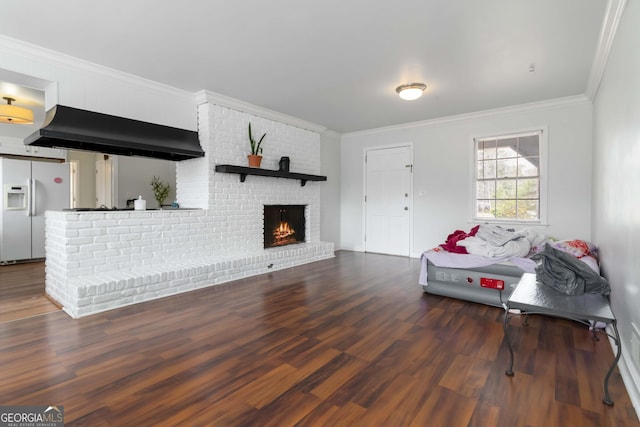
left=264, top=205, right=306, bottom=248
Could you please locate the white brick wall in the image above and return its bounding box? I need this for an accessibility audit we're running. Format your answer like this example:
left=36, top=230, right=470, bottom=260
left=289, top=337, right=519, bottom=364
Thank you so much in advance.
left=46, top=101, right=334, bottom=318
left=175, top=104, right=209, bottom=209
left=179, top=103, right=323, bottom=252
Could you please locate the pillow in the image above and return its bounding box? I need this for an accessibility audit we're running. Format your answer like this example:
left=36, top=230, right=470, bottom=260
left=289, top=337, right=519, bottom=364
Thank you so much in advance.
left=548, top=239, right=599, bottom=261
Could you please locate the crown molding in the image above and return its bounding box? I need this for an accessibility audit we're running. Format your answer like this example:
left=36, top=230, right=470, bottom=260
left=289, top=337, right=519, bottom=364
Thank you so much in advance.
left=0, top=34, right=194, bottom=102
left=344, top=95, right=592, bottom=137
left=585, top=0, right=627, bottom=100
left=195, top=89, right=327, bottom=134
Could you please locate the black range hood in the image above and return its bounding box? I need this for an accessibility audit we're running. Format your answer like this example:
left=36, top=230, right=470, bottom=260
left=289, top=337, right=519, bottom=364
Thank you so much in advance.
left=24, top=105, right=204, bottom=161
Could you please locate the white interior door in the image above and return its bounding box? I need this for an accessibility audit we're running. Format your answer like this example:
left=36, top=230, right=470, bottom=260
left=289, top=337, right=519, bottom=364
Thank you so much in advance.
left=365, top=145, right=412, bottom=256
left=69, top=160, right=79, bottom=208
left=95, top=156, right=114, bottom=208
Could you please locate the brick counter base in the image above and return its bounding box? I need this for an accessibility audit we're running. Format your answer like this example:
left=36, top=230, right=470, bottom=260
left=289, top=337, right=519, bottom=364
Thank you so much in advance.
left=58, top=242, right=334, bottom=318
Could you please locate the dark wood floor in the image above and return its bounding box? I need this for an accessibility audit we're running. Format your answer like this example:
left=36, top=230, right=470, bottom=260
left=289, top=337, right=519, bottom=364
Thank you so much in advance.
left=0, top=261, right=59, bottom=323
left=0, top=251, right=637, bottom=426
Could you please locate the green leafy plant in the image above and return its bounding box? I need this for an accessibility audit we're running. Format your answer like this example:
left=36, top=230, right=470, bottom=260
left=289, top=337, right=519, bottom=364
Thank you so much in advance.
left=248, top=122, right=266, bottom=155
left=151, top=176, right=170, bottom=207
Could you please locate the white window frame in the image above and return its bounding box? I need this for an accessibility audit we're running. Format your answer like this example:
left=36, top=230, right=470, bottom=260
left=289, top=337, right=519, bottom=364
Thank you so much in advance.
left=470, top=127, right=548, bottom=225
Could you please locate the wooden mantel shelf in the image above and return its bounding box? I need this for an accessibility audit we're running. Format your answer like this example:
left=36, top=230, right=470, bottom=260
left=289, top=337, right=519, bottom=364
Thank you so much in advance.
left=215, top=164, right=327, bottom=186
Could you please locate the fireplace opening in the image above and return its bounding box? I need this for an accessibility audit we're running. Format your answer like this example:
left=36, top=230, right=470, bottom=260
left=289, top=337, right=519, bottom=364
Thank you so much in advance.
left=264, top=205, right=306, bottom=248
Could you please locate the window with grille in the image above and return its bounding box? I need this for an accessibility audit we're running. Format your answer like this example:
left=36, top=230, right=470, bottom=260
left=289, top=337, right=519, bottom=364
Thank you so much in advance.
left=474, top=130, right=543, bottom=222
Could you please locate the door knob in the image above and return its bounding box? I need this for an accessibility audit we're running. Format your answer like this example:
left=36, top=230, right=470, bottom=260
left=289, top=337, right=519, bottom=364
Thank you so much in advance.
left=404, top=207, right=408, bottom=211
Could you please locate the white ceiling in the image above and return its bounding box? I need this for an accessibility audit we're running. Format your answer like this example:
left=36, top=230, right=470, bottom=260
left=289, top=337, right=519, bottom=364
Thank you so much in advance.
left=0, top=0, right=609, bottom=134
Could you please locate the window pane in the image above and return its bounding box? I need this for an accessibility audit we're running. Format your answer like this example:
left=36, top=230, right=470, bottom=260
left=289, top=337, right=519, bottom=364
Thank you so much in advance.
left=496, top=199, right=516, bottom=219
left=482, top=139, right=497, bottom=160
left=518, top=135, right=539, bottom=156
left=476, top=200, right=495, bottom=218
left=517, top=179, right=539, bottom=199
left=517, top=200, right=539, bottom=220
left=518, top=157, right=539, bottom=177
left=476, top=181, right=495, bottom=199
left=497, top=138, right=518, bottom=157
left=496, top=179, right=516, bottom=198
left=481, top=160, right=496, bottom=179
left=496, top=158, right=517, bottom=178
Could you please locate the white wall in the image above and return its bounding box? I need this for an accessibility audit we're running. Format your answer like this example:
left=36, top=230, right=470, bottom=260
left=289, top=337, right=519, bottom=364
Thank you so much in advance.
left=592, top=0, right=640, bottom=411
left=68, top=151, right=97, bottom=207
left=117, top=157, right=176, bottom=208
left=0, top=36, right=196, bottom=131
left=320, top=130, right=341, bottom=248
left=341, top=98, right=593, bottom=256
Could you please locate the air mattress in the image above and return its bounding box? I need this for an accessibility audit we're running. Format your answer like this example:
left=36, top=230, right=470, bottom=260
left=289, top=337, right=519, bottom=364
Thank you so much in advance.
left=422, top=260, right=525, bottom=307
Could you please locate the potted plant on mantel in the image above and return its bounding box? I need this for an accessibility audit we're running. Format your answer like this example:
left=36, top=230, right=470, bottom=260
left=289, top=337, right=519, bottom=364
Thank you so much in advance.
left=247, top=122, right=266, bottom=168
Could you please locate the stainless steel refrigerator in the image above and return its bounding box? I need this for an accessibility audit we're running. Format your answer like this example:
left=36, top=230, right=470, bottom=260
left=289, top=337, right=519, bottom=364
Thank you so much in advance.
left=1, top=157, right=70, bottom=263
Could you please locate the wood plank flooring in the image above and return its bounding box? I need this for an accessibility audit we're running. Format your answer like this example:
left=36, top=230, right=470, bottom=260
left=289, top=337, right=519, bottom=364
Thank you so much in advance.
left=0, top=261, right=59, bottom=323
left=0, top=251, right=638, bottom=426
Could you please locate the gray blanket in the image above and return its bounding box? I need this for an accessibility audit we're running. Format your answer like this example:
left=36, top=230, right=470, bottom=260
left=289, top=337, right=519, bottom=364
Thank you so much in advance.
left=531, top=244, right=610, bottom=296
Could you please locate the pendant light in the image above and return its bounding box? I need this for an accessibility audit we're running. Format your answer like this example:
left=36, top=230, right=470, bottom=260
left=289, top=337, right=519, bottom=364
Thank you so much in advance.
left=0, top=97, right=34, bottom=124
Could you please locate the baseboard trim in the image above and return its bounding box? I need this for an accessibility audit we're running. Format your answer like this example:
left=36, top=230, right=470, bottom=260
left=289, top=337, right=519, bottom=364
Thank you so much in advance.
left=608, top=326, right=640, bottom=421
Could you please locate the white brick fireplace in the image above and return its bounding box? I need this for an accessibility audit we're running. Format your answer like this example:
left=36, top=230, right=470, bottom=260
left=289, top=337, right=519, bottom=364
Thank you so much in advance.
left=45, top=98, right=334, bottom=318
left=177, top=101, right=325, bottom=252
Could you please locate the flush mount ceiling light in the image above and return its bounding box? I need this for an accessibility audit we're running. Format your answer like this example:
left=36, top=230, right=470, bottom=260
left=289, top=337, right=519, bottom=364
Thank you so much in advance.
left=395, top=83, right=427, bottom=101
left=0, top=97, right=34, bottom=124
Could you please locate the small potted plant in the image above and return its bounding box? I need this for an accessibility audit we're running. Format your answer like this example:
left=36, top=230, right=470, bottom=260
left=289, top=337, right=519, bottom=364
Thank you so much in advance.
left=247, top=122, right=266, bottom=167
left=151, top=176, right=170, bottom=208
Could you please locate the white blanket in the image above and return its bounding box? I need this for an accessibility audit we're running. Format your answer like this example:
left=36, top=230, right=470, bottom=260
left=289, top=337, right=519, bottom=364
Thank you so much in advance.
left=475, top=224, right=522, bottom=246
left=457, top=235, right=531, bottom=258
left=456, top=225, right=548, bottom=258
